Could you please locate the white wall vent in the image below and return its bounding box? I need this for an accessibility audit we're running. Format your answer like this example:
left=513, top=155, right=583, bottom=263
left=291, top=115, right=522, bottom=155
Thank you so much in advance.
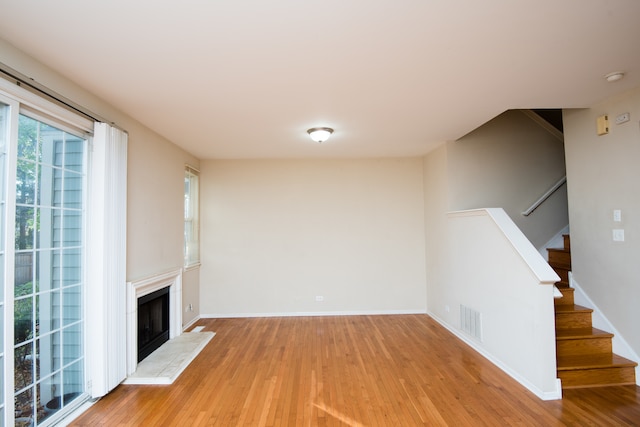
left=460, top=304, right=482, bottom=341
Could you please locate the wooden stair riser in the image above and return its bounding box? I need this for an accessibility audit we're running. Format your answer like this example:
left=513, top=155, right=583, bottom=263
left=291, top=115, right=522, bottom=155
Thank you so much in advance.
left=563, top=234, right=570, bottom=250
left=555, top=311, right=592, bottom=329
left=558, top=366, right=636, bottom=389
left=556, top=337, right=612, bottom=357
left=548, top=249, right=571, bottom=267
left=552, top=267, right=570, bottom=284
left=554, top=288, right=574, bottom=306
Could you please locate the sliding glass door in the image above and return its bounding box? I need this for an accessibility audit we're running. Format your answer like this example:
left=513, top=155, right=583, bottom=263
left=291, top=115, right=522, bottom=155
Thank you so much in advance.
left=2, top=95, right=88, bottom=426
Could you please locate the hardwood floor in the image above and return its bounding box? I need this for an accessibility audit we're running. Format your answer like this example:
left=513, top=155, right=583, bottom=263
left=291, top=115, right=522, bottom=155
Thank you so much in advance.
left=70, top=315, right=640, bottom=426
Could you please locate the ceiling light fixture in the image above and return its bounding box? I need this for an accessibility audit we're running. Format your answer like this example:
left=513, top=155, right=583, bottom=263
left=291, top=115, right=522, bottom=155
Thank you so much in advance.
left=307, top=127, right=334, bottom=143
left=604, top=71, right=625, bottom=83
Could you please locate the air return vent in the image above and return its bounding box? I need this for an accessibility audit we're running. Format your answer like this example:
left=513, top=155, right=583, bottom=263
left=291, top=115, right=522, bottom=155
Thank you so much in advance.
left=460, top=304, right=482, bottom=341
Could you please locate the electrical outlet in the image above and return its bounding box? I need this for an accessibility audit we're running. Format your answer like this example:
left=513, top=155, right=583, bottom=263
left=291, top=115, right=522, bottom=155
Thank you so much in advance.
left=315, top=296, right=324, bottom=302
left=613, top=229, right=625, bottom=242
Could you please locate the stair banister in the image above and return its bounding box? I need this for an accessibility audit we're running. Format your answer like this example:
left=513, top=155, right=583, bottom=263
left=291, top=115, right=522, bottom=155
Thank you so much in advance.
left=522, top=175, right=567, bottom=217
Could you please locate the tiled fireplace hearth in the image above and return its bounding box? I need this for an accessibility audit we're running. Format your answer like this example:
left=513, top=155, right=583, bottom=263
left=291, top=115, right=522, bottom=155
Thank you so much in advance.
left=126, top=269, right=182, bottom=376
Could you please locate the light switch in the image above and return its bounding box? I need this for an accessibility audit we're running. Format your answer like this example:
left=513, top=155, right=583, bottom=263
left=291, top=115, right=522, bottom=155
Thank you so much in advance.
left=613, top=209, right=622, bottom=222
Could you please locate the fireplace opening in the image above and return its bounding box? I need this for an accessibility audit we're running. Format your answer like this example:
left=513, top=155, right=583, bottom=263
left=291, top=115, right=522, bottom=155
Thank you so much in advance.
left=138, top=286, right=170, bottom=362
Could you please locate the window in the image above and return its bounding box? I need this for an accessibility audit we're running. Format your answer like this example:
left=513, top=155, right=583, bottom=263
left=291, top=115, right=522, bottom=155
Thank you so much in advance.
left=184, top=166, right=199, bottom=268
left=14, top=113, right=87, bottom=426
left=0, top=84, right=93, bottom=427
left=1, top=74, right=127, bottom=426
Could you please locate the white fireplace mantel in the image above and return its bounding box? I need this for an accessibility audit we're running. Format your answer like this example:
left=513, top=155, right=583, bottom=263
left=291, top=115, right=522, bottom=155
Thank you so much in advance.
left=126, top=268, right=183, bottom=376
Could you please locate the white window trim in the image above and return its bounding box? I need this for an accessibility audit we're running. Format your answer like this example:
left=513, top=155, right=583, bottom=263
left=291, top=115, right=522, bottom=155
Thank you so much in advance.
left=0, top=91, right=19, bottom=427
left=0, top=78, right=93, bottom=135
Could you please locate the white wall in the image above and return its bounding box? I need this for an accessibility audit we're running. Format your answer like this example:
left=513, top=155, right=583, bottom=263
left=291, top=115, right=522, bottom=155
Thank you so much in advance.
left=199, top=158, right=427, bottom=316
left=0, top=39, right=200, bottom=326
left=441, top=209, right=560, bottom=399
left=424, top=134, right=562, bottom=400
left=125, top=133, right=197, bottom=279
left=448, top=110, right=568, bottom=249
left=423, top=145, right=450, bottom=317
left=563, top=85, right=640, bottom=357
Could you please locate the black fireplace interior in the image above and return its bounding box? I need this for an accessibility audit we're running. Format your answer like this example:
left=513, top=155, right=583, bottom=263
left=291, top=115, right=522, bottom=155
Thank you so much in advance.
left=138, top=287, right=170, bottom=362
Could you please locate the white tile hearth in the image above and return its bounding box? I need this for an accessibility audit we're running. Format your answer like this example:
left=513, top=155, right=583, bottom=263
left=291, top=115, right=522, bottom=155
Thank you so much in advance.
left=123, top=330, right=215, bottom=385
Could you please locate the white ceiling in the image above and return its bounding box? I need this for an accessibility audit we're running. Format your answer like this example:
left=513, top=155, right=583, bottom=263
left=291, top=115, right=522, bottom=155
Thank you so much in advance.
left=1, top=1, right=639, bottom=159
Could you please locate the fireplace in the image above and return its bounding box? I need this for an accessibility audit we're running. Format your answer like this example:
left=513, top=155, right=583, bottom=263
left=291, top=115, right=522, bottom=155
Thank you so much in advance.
left=126, top=269, right=182, bottom=376
left=137, top=287, right=170, bottom=362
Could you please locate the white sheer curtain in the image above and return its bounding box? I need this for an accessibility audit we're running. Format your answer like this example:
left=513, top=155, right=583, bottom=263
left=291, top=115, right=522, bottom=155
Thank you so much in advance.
left=86, top=122, right=128, bottom=397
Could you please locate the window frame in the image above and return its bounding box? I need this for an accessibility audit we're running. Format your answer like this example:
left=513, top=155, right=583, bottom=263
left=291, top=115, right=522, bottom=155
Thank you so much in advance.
left=0, top=79, right=94, bottom=427
left=184, top=165, right=200, bottom=269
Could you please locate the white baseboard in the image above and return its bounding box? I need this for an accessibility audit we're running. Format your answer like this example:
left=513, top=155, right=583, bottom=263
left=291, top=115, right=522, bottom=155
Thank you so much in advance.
left=200, top=309, right=427, bottom=319
left=182, top=315, right=201, bottom=331
left=427, top=311, right=563, bottom=401
left=570, top=273, right=640, bottom=385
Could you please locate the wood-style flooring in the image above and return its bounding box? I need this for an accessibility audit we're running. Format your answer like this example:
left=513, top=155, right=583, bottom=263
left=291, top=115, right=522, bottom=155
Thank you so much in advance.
left=70, top=315, right=640, bottom=426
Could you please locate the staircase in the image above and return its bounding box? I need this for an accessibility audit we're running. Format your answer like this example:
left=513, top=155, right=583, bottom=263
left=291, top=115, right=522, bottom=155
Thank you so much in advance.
left=548, top=235, right=637, bottom=389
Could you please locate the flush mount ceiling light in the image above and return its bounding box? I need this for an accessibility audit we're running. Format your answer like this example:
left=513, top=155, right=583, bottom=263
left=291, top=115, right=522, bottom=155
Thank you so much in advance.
left=307, top=127, right=334, bottom=143
left=605, top=71, right=625, bottom=83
